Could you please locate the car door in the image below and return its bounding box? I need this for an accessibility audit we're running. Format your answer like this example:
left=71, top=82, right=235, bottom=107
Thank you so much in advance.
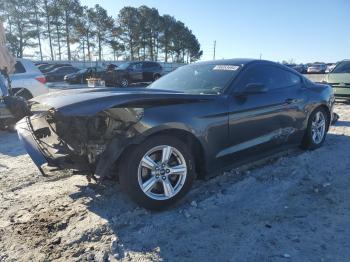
left=57, top=68, right=69, bottom=81
left=222, top=64, right=305, bottom=158
left=142, top=62, right=153, bottom=82
left=129, top=62, right=143, bottom=83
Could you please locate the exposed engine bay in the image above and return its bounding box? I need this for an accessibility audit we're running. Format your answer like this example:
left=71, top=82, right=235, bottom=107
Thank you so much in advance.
left=26, top=106, right=144, bottom=179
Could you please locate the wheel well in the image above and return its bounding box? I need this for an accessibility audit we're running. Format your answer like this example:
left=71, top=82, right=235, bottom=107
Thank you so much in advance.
left=149, top=129, right=206, bottom=178
left=117, top=129, right=207, bottom=179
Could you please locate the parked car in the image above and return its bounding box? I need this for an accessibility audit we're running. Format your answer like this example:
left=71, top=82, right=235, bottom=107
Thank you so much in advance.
left=64, top=67, right=106, bottom=84
left=103, top=61, right=163, bottom=87
left=283, top=64, right=306, bottom=74
left=292, top=64, right=307, bottom=74
left=35, top=62, right=49, bottom=67
left=17, top=59, right=334, bottom=209
left=45, top=66, right=79, bottom=82
left=38, top=63, right=72, bottom=74
left=324, top=60, right=350, bottom=99
left=307, top=63, right=327, bottom=74
left=10, top=59, right=48, bottom=99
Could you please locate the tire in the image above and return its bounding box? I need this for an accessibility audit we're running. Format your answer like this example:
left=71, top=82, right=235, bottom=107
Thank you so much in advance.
left=119, top=135, right=196, bottom=210
left=0, top=120, right=5, bottom=131
left=153, top=74, right=161, bottom=81
left=120, top=78, right=129, bottom=87
left=301, top=107, right=329, bottom=150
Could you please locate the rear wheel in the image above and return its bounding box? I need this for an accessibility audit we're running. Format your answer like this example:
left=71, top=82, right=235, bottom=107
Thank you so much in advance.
left=301, top=108, right=329, bottom=150
left=153, top=74, right=161, bottom=81
left=119, top=135, right=196, bottom=210
left=120, top=78, right=129, bottom=87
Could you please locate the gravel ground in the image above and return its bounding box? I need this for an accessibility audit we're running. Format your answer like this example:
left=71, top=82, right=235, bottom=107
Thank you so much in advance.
left=1, top=103, right=350, bottom=262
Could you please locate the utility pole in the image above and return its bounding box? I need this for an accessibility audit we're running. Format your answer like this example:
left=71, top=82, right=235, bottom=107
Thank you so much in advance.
left=213, top=40, right=216, bottom=60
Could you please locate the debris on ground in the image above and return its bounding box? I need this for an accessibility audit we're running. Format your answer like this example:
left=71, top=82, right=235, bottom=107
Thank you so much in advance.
left=1, top=103, right=350, bottom=261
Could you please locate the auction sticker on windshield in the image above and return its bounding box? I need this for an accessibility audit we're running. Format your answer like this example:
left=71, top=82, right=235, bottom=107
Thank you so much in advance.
left=213, top=65, right=240, bottom=71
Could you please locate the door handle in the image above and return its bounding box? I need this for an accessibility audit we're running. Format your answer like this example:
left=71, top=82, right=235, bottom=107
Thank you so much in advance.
left=285, top=98, right=297, bottom=104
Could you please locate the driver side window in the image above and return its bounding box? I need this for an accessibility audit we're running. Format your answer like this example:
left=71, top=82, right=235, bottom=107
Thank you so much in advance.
left=131, top=63, right=142, bottom=70
left=238, top=64, right=301, bottom=92
left=238, top=65, right=272, bottom=91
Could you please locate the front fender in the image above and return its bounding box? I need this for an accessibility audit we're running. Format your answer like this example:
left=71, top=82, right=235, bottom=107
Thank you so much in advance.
left=94, top=122, right=199, bottom=178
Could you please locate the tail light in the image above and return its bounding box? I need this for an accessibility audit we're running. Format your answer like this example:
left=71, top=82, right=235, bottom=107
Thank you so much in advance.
left=36, top=76, right=47, bottom=85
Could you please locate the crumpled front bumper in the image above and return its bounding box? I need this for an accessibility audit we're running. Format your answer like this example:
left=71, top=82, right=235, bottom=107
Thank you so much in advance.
left=16, top=117, right=48, bottom=174
left=17, top=115, right=92, bottom=176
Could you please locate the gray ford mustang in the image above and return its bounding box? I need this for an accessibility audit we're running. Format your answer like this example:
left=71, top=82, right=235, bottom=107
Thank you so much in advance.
left=17, top=59, right=334, bottom=209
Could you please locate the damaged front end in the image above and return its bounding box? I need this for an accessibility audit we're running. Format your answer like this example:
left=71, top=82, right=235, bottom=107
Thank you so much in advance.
left=17, top=106, right=144, bottom=179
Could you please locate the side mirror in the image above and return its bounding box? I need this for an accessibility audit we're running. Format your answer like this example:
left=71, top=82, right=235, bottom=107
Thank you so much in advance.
left=243, top=83, right=268, bottom=94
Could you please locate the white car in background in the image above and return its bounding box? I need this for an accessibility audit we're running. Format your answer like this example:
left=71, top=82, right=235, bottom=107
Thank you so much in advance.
left=10, top=59, right=48, bottom=99
left=307, top=63, right=327, bottom=74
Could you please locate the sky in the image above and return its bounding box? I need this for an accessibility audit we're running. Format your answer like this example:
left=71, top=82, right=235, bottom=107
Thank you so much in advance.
left=82, top=0, right=350, bottom=63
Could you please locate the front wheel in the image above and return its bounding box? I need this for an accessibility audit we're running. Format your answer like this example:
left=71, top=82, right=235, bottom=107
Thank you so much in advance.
left=119, top=135, right=196, bottom=210
left=301, top=108, right=329, bottom=150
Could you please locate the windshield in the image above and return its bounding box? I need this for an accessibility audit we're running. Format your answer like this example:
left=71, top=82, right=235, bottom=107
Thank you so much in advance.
left=147, top=63, right=241, bottom=94
left=332, top=61, right=350, bottom=73
left=117, top=62, right=131, bottom=70
left=77, top=69, right=88, bottom=74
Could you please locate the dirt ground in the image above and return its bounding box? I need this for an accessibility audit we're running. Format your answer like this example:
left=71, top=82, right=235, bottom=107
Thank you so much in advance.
left=1, top=103, right=350, bottom=262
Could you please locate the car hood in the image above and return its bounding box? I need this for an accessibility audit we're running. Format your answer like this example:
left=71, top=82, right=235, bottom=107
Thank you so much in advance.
left=30, top=88, right=213, bottom=116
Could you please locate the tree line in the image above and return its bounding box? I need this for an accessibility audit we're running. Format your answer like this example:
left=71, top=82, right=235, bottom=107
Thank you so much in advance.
left=0, top=0, right=203, bottom=63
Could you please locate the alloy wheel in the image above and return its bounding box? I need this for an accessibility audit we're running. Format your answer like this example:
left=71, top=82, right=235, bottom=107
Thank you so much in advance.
left=137, top=145, right=187, bottom=200
left=311, top=111, right=326, bottom=144
left=121, top=79, right=128, bottom=87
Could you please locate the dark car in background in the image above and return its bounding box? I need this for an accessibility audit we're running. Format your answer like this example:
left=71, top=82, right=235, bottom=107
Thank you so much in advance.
left=64, top=67, right=105, bottom=84
left=44, top=66, right=79, bottom=82
left=17, top=59, right=334, bottom=209
left=104, top=61, right=163, bottom=87
left=38, top=63, right=72, bottom=74
left=284, top=64, right=307, bottom=74
left=292, top=64, right=307, bottom=74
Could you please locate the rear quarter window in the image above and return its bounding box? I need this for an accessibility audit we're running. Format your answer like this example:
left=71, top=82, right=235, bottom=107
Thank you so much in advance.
left=14, top=62, right=26, bottom=74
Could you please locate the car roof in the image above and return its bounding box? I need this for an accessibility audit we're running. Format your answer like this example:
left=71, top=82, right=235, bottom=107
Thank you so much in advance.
left=56, top=65, right=74, bottom=69
left=194, top=59, right=297, bottom=71
left=196, top=58, right=256, bottom=66
left=187, top=59, right=303, bottom=79
left=50, top=66, right=75, bottom=71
